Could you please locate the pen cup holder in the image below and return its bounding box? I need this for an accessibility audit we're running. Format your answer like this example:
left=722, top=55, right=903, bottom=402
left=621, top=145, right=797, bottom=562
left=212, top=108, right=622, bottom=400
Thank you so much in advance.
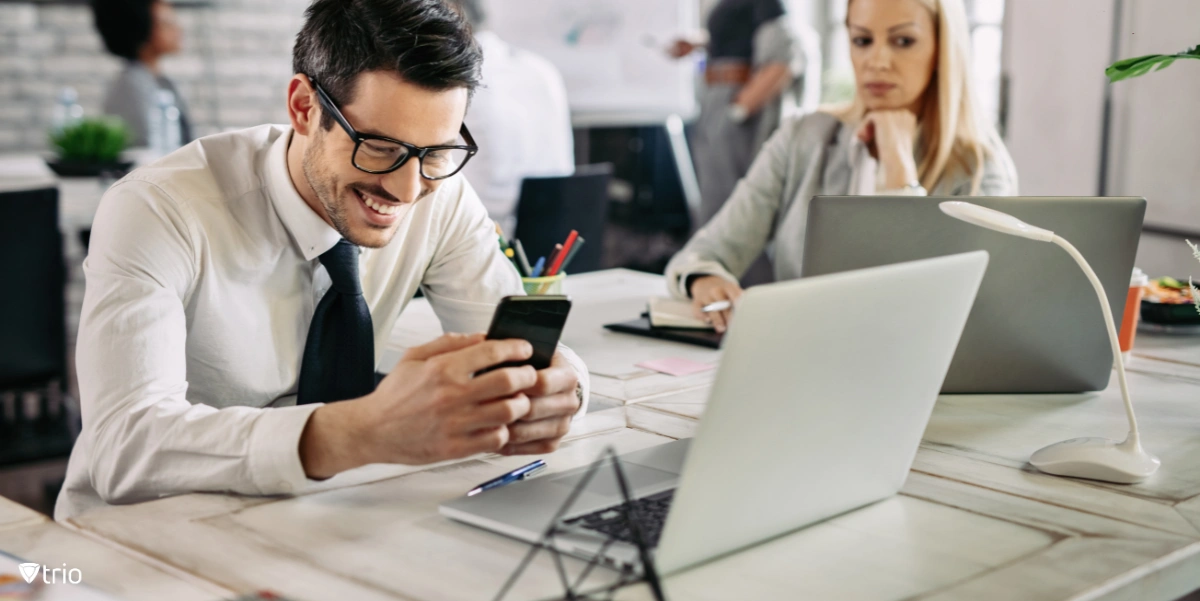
left=522, top=273, right=566, bottom=296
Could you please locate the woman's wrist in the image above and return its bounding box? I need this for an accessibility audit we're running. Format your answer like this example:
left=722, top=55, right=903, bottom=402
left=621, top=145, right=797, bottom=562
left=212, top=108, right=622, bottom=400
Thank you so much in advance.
left=880, top=146, right=919, bottom=190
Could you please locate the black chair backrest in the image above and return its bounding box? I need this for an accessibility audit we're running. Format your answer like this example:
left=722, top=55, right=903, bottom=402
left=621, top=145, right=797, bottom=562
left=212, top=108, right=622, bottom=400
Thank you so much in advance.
left=0, top=186, right=66, bottom=389
left=514, top=164, right=613, bottom=275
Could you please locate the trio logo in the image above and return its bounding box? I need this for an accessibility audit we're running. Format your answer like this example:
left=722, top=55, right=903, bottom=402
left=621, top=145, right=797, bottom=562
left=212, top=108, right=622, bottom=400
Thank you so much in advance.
left=17, top=562, right=83, bottom=584
left=17, top=563, right=38, bottom=583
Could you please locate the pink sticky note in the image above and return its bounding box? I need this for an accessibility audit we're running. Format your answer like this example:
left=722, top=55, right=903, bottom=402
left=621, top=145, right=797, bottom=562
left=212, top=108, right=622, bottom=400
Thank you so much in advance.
left=636, top=357, right=716, bottom=377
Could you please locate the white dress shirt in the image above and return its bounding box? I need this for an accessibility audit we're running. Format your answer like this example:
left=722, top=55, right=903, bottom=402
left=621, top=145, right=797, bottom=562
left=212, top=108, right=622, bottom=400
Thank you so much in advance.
left=56, top=124, right=590, bottom=521
left=459, top=31, right=575, bottom=236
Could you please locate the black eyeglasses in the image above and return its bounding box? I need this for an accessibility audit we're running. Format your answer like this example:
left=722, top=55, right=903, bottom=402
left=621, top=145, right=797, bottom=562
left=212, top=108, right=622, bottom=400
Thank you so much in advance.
left=311, top=79, right=478, bottom=180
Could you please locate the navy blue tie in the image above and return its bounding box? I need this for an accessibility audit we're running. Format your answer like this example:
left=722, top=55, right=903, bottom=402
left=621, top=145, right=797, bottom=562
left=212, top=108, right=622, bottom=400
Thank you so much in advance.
left=297, top=239, right=375, bottom=405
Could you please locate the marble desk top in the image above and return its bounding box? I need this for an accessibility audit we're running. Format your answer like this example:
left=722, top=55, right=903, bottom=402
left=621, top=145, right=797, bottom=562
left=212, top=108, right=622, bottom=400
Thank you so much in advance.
left=0, top=496, right=223, bottom=601
left=63, top=395, right=1200, bottom=601
left=0, top=496, right=46, bottom=533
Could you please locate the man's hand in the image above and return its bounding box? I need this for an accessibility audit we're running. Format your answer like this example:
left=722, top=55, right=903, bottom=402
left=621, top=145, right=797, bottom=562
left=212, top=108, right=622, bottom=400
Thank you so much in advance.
left=667, top=39, right=699, bottom=59
left=300, top=333, right=538, bottom=479
left=501, top=351, right=581, bottom=456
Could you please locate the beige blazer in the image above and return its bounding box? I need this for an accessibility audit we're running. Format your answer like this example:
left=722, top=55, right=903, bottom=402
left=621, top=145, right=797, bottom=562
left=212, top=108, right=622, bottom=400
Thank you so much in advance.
left=666, top=111, right=1018, bottom=297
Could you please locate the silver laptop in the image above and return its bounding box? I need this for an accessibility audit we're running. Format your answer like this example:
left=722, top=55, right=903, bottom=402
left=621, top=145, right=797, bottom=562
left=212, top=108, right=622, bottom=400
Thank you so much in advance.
left=804, top=196, right=1145, bottom=394
left=441, top=251, right=988, bottom=576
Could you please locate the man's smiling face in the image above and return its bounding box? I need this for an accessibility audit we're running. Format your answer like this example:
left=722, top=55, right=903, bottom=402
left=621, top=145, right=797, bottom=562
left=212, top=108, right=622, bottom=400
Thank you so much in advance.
left=298, top=70, right=469, bottom=248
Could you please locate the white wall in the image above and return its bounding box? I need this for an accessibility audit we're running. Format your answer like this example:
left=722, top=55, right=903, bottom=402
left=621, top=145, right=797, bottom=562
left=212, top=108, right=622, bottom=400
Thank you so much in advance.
left=1106, top=0, right=1200, bottom=234
left=1003, top=0, right=1200, bottom=277
left=1005, top=0, right=1200, bottom=236
left=1003, top=0, right=1116, bottom=197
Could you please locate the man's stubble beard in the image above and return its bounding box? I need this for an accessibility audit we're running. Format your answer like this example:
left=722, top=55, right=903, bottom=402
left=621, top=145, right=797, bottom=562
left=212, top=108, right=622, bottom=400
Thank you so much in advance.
left=303, top=135, right=353, bottom=228
left=301, top=132, right=435, bottom=250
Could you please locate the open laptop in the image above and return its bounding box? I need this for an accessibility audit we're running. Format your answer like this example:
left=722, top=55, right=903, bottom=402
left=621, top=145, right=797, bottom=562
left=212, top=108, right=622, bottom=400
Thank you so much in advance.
left=441, top=251, right=988, bottom=576
left=803, top=196, right=1145, bottom=393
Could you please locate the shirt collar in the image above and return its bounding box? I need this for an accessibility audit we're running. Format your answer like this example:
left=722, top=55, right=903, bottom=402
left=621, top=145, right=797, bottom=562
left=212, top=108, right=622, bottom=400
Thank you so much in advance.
left=264, top=127, right=343, bottom=261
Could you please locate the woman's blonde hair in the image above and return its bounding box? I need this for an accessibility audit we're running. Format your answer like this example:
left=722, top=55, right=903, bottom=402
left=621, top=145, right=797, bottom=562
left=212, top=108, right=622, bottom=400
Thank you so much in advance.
left=831, top=0, right=1007, bottom=194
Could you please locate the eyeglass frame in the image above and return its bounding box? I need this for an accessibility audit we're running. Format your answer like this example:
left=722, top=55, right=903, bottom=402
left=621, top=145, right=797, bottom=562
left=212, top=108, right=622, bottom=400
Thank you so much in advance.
left=309, top=78, right=479, bottom=180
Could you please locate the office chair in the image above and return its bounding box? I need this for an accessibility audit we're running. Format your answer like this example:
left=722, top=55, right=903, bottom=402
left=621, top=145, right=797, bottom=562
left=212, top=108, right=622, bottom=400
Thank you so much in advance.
left=0, top=186, right=76, bottom=473
left=514, top=163, right=613, bottom=275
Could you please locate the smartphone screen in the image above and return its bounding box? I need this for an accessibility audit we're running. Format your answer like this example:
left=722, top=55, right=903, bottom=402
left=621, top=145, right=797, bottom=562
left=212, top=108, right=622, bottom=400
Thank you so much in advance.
left=484, top=295, right=572, bottom=371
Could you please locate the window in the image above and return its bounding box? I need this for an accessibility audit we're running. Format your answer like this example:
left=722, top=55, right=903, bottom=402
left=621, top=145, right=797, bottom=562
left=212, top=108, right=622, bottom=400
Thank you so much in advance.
left=968, top=0, right=1006, bottom=126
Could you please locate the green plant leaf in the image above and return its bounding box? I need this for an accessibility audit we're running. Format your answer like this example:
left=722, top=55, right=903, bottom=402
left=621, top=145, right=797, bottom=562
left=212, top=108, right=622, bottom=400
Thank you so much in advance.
left=1107, top=45, right=1200, bottom=82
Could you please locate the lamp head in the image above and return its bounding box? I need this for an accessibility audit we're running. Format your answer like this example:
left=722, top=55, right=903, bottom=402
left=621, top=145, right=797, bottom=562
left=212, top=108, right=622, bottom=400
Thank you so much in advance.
left=939, top=201, right=1056, bottom=242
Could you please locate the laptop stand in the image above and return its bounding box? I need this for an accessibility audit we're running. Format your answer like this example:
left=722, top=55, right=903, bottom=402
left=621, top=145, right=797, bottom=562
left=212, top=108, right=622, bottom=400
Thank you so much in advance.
left=492, top=446, right=667, bottom=601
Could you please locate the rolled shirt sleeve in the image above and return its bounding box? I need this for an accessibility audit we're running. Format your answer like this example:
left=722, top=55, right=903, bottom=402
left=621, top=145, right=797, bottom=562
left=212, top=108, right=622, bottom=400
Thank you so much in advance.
left=74, top=180, right=319, bottom=506
left=420, top=178, right=590, bottom=416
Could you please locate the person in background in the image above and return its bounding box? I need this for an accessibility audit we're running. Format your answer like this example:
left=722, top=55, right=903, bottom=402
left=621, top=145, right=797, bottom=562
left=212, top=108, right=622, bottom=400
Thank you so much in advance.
left=666, top=0, right=1018, bottom=332
left=448, top=0, right=574, bottom=236
left=92, top=0, right=192, bottom=148
left=669, top=0, right=805, bottom=227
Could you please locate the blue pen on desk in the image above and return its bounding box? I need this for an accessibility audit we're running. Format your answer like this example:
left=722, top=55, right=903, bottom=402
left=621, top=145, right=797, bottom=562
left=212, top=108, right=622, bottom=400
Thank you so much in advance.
left=530, top=256, right=546, bottom=278
left=466, top=460, right=547, bottom=496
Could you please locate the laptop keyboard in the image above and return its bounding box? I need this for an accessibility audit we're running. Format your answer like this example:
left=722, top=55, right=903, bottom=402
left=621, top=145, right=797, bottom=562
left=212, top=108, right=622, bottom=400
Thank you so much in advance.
left=563, top=489, right=675, bottom=548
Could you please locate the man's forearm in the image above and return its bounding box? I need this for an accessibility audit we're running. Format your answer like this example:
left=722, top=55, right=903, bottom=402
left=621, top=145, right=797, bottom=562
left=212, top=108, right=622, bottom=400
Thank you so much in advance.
left=299, top=400, right=377, bottom=480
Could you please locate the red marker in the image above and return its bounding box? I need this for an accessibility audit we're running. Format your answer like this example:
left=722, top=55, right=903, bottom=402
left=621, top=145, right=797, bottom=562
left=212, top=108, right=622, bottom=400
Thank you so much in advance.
left=546, top=230, right=578, bottom=276
left=544, top=244, right=563, bottom=275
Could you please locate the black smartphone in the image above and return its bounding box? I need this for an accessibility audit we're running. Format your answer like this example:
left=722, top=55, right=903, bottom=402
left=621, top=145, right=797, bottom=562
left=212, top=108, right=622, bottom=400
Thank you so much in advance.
left=484, top=295, right=572, bottom=371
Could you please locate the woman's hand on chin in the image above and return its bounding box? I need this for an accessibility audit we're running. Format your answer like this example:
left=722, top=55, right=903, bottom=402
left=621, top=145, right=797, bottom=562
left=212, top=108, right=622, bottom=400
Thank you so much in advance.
left=858, top=110, right=920, bottom=189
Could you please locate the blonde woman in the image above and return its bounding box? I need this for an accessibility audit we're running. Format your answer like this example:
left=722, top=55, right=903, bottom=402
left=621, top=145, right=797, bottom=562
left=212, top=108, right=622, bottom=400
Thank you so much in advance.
left=666, top=0, right=1018, bottom=332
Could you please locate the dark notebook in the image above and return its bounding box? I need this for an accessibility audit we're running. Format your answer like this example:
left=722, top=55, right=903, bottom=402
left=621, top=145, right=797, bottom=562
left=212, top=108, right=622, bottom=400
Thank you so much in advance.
left=603, top=316, right=723, bottom=349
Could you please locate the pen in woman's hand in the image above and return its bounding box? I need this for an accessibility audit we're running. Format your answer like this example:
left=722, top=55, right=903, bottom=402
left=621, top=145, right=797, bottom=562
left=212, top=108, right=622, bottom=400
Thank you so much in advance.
left=701, top=300, right=732, bottom=313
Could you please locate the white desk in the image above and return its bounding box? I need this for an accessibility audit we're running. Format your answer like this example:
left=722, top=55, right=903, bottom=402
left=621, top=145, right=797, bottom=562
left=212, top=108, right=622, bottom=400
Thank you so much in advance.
left=632, top=370, right=1200, bottom=597
left=60, top=270, right=1200, bottom=601
left=0, top=497, right=222, bottom=600
left=1135, top=332, right=1200, bottom=371
left=0, top=154, right=111, bottom=231
left=0, top=496, right=47, bottom=533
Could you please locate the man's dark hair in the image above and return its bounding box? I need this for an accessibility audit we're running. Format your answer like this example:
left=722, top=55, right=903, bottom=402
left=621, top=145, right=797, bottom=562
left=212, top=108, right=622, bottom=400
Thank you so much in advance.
left=293, top=0, right=483, bottom=130
left=91, top=0, right=156, bottom=62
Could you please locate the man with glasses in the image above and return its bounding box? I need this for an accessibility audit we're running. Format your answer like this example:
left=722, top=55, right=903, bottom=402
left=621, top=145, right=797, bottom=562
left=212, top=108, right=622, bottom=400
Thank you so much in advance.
left=57, top=0, right=589, bottom=520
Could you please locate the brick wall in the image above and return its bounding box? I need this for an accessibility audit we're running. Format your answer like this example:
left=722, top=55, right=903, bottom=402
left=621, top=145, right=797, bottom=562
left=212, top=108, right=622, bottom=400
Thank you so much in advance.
left=0, top=0, right=309, bottom=153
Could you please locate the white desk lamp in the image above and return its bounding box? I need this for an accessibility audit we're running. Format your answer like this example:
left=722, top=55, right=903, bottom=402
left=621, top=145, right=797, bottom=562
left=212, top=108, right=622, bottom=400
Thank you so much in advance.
left=939, top=201, right=1160, bottom=484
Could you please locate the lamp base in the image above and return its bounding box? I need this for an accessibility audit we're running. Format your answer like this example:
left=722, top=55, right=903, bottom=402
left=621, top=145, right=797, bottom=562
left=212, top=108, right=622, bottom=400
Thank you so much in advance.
left=1030, top=437, right=1160, bottom=484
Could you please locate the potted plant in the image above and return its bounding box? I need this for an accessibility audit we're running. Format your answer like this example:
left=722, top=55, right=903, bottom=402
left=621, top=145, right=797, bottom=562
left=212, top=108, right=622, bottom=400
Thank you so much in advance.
left=1106, top=45, right=1200, bottom=319
left=46, top=117, right=133, bottom=177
